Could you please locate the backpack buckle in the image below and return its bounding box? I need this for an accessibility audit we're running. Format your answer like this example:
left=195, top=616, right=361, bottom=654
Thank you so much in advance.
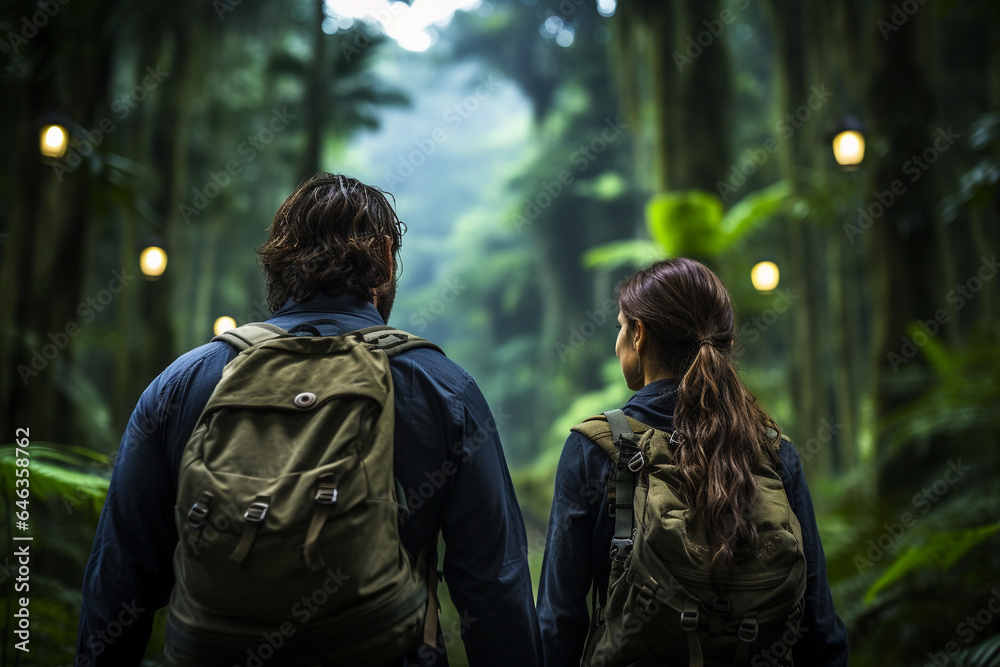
left=186, top=491, right=214, bottom=528
left=610, top=538, right=633, bottom=562
left=738, top=615, right=759, bottom=643
left=315, top=483, right=338, bottom=505
left=244, top=500, right=269, bottom=523
left=627, top=451, right=645, bottom=472
left=680, top=608, right=700, bottom=631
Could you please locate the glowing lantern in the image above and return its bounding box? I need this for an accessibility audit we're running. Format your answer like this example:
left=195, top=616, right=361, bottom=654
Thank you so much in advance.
left=139, top=246, right=167, bottom=278
left=751, top=261, right=779, bottom=293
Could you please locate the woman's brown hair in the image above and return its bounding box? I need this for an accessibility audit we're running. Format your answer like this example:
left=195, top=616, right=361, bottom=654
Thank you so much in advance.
left=258, top=173, right=406, bottom=311
left=617, top=258, right=781, bottom=573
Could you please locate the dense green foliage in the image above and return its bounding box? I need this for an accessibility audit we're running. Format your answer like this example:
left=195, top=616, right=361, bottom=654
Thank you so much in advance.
left=2, top=0, right=999, bottom=665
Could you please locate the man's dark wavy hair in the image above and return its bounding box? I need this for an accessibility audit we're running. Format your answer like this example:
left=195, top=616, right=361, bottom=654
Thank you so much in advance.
left=258, top=173, right=405, bottom=312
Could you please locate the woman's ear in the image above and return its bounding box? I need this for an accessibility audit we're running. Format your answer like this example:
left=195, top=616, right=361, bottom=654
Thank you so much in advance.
left=633, top=319, right=645, bottom=352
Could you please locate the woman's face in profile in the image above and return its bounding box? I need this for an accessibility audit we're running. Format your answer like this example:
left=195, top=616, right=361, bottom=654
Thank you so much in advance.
left=615, top=311, right=643, bottom=391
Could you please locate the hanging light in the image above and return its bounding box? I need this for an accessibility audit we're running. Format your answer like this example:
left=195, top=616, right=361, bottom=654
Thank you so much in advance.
left=751, top=261, right=779, bottom=293
left=829, top=115, right=866, bottom=169
left=139, top=246, right=168, bottom=278
left=214, top=316, right=237, bottom=336
left=39, top=124, right=68, bottom=158
left=832, top=130, right=865, bottom=167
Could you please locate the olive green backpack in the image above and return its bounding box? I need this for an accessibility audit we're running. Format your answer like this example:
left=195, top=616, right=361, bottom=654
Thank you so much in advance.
left=165, top=323, right=443, bottom=666
left=574, top=410, right=807, bottom=667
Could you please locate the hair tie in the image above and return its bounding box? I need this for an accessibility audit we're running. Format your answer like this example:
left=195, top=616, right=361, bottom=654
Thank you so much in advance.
left=699, top=339, right=712, bottom=348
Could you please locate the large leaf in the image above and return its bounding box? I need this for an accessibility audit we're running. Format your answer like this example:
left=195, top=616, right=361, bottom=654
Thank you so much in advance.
left=645, top=190, right=725, bottom=257
left=721, top=180, right=792, bottom=239
left=644, top=185, right=790, bottom=258
left=582, top=239, right=663, bottom=270
left=864, top=522, right=1000, bottom=603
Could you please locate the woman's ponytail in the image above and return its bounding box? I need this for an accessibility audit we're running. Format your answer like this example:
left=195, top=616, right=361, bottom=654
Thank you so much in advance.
left=617, top=259, right=781, bottom=574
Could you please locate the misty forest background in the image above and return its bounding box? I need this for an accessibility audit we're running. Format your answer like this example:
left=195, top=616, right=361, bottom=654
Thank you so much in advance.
left=2, top=0, right=1000, bottom=665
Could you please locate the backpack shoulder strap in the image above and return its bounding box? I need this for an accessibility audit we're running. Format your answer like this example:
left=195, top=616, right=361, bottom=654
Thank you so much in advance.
left=212, top=322, right=289, bottom=352
left=570, top=413, right=652, bottom=460
left=604, top=409, right=640, bottom=564
left=353, top=325, right=445, bottom=358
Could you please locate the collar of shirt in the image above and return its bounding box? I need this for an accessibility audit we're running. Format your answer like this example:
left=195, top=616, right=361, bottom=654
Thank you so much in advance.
left=269, top=291, right=385, bottom=332
left=626, top=377, right=679, bottom=404
left=623, top=377, right=680, bottom=430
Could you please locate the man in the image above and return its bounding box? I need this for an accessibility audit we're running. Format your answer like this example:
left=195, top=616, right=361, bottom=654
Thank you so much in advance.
left=77, top=173, right=543, bottom=666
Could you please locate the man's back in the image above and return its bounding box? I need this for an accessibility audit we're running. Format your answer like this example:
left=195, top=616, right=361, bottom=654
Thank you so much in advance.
left=77, top=173, right=542, bottom=666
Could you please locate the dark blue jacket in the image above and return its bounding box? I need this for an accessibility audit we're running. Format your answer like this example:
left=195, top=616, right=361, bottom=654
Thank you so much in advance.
left=76, top=292, right=542, bottom=667
left=536, top=379, right=848, bottom=666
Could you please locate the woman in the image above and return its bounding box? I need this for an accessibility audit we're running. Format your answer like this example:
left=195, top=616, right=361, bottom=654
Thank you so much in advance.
left=537, top=258, right=848, bottom=666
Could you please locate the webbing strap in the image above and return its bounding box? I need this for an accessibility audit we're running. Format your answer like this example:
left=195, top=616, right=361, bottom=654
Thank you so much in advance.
left=303, top=475, right=338, bottom=572
left=417, top=534, right=441, bottom=646
left=303, top=505, right=334, bottom=572
left=733, top=612, right=759, bottom=666
left=605, top=409, right=638, bottom=562
left=212, top=323, right=288, bottom=351
left=682, top=600, right=704, bottom=667
left=709, top=596, right=730, bottom=637
left=229, top=495, right=269, bottom=564
left=353, top=325, right=445, bottom=357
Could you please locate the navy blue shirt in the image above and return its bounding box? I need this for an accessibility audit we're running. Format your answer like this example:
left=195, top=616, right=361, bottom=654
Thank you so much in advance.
left=536, top=379, right=848, bottom=666
left=77, top=292, right=542, bottom=667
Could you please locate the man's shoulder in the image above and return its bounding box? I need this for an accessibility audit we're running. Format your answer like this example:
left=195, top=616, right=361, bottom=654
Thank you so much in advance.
left=152, top=339, right=233, bottom=396
left=387, top=343, right=474, bottom=392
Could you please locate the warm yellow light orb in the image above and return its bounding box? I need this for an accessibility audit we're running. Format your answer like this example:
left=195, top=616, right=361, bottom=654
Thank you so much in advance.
left=214, top=316, right=237, bottom=336
left=832, top=130, right=865, bottom=167
left=751, top=261, right=779, bottom=293
left=40, top=124, right=68, bottom=158
left=139, top=246, right=167, bottom=278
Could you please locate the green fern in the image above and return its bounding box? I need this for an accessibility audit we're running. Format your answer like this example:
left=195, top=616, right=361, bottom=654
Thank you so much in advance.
left=864, top=522, right=1000, bottom=603
left=0, top=443, right=109, bottom=518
